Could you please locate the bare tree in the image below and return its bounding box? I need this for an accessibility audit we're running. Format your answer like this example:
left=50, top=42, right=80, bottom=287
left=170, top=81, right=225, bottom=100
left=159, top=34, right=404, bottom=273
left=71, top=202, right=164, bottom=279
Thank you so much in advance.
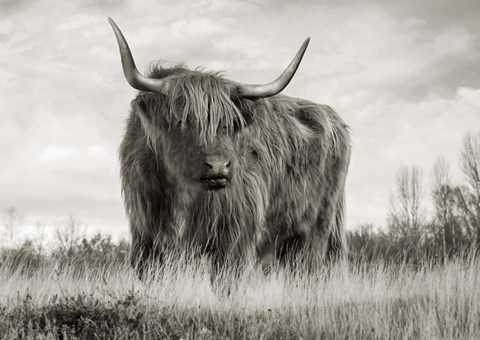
left=1, top=206, right=24, bottom=244
left=387, top=166, right=428, bottom=262
left=388, top=166, right=426, bottom=239
left=456, top=131, right=480, bottom=247
left=55, top=214, right=87, bottom=256
left=461, top=132, right=480, bottom=198
left=431, top=156, right=459, bottom=260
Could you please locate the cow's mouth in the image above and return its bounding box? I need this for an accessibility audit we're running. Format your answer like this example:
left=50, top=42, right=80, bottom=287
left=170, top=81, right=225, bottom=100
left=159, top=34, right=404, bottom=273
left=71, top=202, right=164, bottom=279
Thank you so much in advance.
left=200, top=176, right=228, bottom=190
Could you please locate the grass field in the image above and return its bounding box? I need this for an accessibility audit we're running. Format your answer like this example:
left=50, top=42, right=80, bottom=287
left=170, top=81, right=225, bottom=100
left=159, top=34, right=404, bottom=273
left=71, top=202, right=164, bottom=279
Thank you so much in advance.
left=0, top=254, right=479, bottom=339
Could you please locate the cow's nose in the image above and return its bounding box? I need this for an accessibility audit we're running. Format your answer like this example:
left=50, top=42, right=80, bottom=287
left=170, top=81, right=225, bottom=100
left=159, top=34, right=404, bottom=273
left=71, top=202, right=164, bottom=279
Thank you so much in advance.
left=204, top=157, right=231, bottom=175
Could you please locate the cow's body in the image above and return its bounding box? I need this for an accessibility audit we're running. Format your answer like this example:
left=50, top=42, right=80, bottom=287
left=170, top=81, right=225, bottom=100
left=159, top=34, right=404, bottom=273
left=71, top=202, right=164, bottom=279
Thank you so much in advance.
left=109, top=19, right=350, bottom=279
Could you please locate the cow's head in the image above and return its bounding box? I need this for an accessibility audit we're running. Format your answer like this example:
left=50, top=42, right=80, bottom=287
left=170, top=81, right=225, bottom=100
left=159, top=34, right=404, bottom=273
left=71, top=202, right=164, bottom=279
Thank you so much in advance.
left=109, top=18, right=309, bottom=191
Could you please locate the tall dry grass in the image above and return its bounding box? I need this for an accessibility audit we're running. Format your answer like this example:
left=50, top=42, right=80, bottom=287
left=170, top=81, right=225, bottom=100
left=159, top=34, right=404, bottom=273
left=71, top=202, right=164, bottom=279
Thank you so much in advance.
left=0, top=252, right=479, bottom=339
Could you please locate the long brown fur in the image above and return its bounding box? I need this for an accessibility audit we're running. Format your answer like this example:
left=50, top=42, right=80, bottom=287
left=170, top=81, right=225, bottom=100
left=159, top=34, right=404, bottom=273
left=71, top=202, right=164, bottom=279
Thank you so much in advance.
left=119, top=65, right=351, bottom=277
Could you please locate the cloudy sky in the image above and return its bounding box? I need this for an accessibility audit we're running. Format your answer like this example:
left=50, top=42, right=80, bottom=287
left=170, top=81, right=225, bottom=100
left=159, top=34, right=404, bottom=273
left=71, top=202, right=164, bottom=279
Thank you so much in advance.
left=1, top=0, right=480, bottom=242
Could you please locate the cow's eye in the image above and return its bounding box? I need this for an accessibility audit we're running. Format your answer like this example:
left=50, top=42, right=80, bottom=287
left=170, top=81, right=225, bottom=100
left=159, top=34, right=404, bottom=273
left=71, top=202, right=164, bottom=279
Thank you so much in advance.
left=218, top=123, right=234, bottom=134
left=251, top=148, right=259, bottom=160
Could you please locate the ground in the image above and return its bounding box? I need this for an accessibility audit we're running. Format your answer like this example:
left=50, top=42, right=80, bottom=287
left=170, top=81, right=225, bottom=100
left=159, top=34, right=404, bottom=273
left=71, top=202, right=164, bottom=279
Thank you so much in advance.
left=0, top=255, right=479, bottom=339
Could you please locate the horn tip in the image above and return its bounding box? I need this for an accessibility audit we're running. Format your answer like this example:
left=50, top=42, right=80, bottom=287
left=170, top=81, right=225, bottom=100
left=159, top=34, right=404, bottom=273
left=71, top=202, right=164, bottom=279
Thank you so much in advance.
left=107, top=17, right=116, bottom=28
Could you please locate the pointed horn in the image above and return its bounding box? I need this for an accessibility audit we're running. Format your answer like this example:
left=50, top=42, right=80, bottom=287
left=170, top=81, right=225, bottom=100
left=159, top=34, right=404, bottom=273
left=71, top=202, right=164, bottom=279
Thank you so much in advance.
left=236, top=38, right=310, bottom=99
left=108, top=17, right=168, bottom=94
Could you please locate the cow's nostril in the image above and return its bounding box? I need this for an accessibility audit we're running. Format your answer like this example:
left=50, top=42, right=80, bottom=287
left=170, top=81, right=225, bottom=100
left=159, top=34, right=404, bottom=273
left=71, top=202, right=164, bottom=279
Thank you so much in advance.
left=205, top=159, right=231, bottom=170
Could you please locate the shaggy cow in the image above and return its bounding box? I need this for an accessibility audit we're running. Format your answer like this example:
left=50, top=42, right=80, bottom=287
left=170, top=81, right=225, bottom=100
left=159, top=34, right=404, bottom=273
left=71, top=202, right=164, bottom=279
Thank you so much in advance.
left=109, top=18, right=351, bottom=279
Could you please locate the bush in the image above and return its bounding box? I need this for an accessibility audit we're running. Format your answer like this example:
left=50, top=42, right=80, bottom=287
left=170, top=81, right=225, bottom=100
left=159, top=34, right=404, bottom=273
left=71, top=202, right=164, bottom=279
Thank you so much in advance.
left=0, top=235, right=130, bottom=276
left=0, top=240, right=48, bottom=276
left=52, top=234, right=130, bottom=270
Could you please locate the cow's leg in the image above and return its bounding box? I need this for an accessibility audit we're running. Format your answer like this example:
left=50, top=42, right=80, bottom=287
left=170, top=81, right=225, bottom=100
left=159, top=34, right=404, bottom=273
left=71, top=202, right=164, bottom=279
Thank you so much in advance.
left=300, top=183, right=347, bottom=272
left=325, top=190, right=346, bottom=263
left=291, top=192, right=346, bottom=273
left=209, top=247, right=252, bottom=297
left=209, top=255, right=231, bottom=297
left=275, top=231, right=331, bottom=273
left=130, top=232, right=164, bottom=280
left=209, top=255, right=237, bottom=297
left=276, top=233, right=306, bottom=269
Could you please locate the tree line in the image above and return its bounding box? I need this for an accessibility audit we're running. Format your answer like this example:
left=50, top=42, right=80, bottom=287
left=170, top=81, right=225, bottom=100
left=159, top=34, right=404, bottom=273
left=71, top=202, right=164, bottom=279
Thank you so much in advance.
left=348, top=130, right=480, bottom=264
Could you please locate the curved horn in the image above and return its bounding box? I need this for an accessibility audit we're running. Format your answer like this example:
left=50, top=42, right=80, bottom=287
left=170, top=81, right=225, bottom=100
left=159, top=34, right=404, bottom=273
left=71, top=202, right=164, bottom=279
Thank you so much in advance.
left=108, top=17, right=168, bottom=94
left=236, top=38, right=310, bottom=99
left=238, top=38, right=310, bottom=98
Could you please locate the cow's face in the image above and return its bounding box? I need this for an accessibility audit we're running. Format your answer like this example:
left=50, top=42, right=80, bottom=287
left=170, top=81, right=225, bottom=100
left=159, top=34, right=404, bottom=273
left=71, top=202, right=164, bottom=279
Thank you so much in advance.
left=137, top=83, right=249, bottom=191
left=162, top=126, right=236, bottom=191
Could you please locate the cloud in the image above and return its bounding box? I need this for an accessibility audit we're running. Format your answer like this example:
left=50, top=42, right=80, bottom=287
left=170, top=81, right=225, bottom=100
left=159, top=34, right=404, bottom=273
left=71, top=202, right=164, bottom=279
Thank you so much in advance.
left=40, top=146, right=73, bottom=161
left=1, top=0, right=480, bottom=239
left=0, top=0, right=28, bottom=15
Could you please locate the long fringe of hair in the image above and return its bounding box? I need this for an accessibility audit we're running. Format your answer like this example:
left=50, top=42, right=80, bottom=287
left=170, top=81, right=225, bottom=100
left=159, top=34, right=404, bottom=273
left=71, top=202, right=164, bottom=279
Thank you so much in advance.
left=149, top=65, right=246, bottom=145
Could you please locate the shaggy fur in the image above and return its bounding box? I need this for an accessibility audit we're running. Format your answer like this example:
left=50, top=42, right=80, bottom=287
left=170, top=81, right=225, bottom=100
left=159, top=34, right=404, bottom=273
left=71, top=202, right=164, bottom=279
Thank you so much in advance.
left=119, top=65, right=351, bottom=277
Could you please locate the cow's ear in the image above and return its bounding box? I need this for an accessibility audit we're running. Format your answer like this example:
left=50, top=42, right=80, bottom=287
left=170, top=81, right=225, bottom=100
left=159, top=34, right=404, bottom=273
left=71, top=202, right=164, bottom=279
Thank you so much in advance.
left=137, top=95, right=148, bottom=113
left=135, top=94, right=153, bottom=116
left=134, top=94, right=156, bottom=134
left=134, top=93, right=158, bottom=124
left=134, top=93, right=168, bottom=137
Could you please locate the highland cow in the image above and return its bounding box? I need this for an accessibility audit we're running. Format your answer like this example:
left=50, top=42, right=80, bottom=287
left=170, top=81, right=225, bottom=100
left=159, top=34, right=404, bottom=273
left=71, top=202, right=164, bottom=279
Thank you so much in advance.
left=109, top=18, right=351, bottom=280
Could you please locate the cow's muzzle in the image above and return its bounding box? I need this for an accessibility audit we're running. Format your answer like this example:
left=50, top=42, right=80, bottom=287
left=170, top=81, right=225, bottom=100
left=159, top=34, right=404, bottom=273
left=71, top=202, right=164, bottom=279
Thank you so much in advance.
left=200, top=176, right=229, bottom=190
